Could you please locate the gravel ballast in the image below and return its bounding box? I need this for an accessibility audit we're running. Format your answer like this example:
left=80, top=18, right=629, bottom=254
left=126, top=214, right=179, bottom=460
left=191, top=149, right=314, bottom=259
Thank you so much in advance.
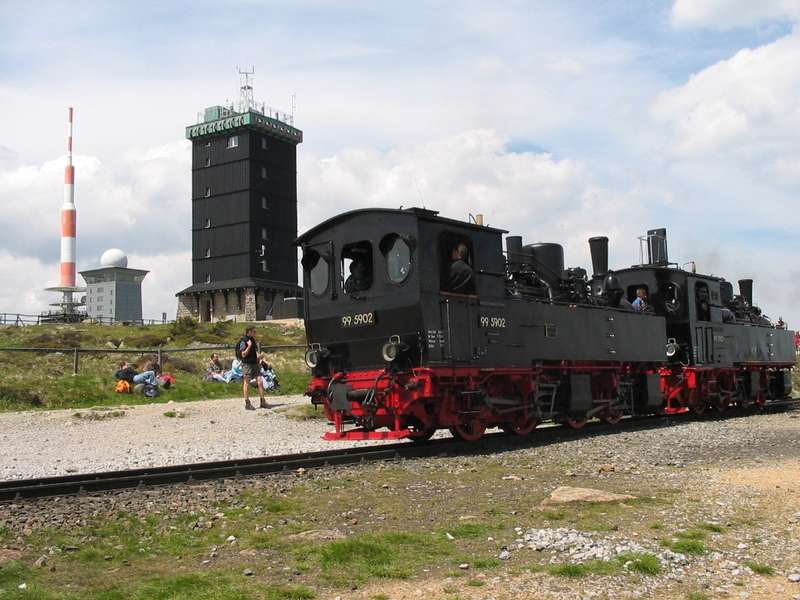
left=0, top=395, right=392, bottom=480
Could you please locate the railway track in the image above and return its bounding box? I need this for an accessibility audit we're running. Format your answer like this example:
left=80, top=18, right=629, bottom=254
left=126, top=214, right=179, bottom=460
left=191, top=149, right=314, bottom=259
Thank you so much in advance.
left=2, top=399, right=797, bottom=502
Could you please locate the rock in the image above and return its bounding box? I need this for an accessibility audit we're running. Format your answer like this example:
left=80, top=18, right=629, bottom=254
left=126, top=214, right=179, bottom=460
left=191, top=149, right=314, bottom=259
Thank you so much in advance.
left=499, top=549, right=511, bottom=560
left=597, top=463, right=616, bottom=473
left=788, top=573, right=800, bottom=583
left=33, top=555, right=47, bottom=568
left=243, top=568, right=254, bottom=576
left=288, top=529, right=345, bottom=541
left=502, top=475, right=523, bottom=481
left=445, top=532, right=455, bottom=540
left=540, top=486, right=636, bottom=506
left=226, top=535, right=237, bottom=543
left=459, top=563, right=469, bottom=570
left=18, top=583, right=27, bottom=590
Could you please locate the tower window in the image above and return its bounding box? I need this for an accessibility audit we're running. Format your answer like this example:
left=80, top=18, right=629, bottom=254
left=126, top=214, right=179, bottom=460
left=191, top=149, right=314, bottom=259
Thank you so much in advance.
left=261, top=227, right=268, bottom=240
left=227, top=135, right=238, bottom=149
left=261, top=196, right=268, bottom=210
left=205, top=248, right=211, bottom=258
left=205, top=157, right=210, bottom=167
left=205, top=187, right=211, bottom=197
left=261, top=166, right=267, bottom=179
left=205, top=274, right=211, bottom=283
left=261, top=138, right=268, bottom=150
left=205, top=218, right=211, bottom=228
left=261, top=260, right=269, bottom=272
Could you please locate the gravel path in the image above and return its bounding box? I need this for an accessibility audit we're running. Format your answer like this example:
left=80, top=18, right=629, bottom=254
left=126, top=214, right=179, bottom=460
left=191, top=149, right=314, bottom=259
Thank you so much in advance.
left=0, top=395, right=401, bottom=480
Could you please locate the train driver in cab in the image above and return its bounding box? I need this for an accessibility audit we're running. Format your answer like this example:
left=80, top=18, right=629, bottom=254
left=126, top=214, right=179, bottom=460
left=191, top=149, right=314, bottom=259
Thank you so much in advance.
left=344, top=259, right=371, bottom=293
left=632, top=287, right=649, bottom=312
left=447, top=242, right=475, bottom=294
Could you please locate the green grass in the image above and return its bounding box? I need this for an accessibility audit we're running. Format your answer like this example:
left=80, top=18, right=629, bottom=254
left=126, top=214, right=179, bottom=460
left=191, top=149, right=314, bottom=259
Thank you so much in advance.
left=744, top=560, right=775, bottom=575
left=547, top=552, right=662, bottom=579
left=698, top=522, right=725, bottom=533
left=443, top=522, right=502, bottom=539
left=472, top=558, right=501, bottom=569
left=467, top=579, right=485, bottom=587
left=0, top=321, right=308, bottom=411
left=687, top=593, right=710, bottom=600
left=618, top=552, right=662, bottom=575
left=664, top=537, right=707, bottom=555
left=317, top=532, right=452, bottom=583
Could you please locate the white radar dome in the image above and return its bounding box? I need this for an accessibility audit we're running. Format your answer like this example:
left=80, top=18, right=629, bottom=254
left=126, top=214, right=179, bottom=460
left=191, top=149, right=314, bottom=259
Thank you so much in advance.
left=100, top=248, right=128, bottom=268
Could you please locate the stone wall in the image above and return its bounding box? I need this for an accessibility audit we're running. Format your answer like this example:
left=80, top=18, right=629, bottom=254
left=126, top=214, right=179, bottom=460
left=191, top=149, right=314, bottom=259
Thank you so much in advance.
left=176, top=295, right=197, bottom=320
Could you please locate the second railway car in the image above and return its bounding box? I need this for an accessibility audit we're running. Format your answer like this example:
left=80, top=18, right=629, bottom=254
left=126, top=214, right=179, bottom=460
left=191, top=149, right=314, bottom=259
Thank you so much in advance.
left=296, top=208, right=794, bottom=441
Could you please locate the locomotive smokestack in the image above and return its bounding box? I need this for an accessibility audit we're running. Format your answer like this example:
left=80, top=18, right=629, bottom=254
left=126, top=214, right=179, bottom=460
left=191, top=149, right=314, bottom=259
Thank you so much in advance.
left=738, top=278, right=753, bottom=307
left=506, top=236, right=523, bottom=272
left=588, top=236, right=609, bottom=276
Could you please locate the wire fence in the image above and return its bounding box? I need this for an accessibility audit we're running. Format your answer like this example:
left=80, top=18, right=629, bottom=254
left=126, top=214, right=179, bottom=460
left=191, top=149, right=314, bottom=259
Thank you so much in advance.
left=0, top=313, right=172, bottom=327
left=0, top=344, right=306, bottom=375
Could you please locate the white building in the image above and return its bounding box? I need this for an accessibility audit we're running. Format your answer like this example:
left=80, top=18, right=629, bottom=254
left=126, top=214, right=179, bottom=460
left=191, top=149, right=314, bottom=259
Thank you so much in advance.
left=80, top=249, right=148, bottom=323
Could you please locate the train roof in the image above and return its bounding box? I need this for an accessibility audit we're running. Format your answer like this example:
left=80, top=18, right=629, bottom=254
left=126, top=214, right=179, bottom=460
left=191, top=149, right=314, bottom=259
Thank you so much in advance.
left=294, top=207, right=507, bottom=245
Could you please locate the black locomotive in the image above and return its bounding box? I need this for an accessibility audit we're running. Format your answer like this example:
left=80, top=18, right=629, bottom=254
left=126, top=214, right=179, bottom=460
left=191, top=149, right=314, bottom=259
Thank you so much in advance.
left=295, top=207, right=795, bottom=441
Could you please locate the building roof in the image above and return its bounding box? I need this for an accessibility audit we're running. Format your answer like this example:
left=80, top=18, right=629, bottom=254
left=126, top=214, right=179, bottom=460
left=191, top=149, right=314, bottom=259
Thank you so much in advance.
left=175, top=277, right=302, bottom=296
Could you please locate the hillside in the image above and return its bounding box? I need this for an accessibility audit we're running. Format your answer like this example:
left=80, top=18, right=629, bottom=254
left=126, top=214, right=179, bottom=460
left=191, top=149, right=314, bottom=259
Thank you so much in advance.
left=0, top=318, right=308, bottom=412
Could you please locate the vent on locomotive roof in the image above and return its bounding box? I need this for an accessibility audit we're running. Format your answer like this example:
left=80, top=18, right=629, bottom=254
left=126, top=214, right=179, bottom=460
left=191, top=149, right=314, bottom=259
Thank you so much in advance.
left=646, top=228, right=668, bottom=265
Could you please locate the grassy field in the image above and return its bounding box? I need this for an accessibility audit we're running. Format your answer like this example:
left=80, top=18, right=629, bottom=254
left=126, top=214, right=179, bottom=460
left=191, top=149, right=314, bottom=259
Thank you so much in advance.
left=0, top=318, right=309, bottom=412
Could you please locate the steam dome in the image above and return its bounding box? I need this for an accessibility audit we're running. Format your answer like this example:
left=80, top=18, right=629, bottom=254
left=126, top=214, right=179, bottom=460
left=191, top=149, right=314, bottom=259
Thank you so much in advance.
left=100, top=248, right=128, bottom=268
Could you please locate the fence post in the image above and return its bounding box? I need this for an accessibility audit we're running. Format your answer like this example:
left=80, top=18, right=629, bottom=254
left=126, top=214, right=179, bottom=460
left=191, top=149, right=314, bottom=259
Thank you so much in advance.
left=157, top=348, right=163, bottom=366
left=73, top=348, right=79, bottom=375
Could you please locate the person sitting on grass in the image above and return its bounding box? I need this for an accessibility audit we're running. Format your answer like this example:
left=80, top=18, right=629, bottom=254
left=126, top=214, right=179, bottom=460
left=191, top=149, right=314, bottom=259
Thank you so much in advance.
left=115, top=361, right=158, bottom=387
left=207, top=352, right=223, bottom=374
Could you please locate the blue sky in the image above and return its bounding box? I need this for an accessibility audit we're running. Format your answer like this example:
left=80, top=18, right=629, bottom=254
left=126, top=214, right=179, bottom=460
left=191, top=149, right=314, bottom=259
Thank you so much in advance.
left=1, top=0, right=799, bottom=323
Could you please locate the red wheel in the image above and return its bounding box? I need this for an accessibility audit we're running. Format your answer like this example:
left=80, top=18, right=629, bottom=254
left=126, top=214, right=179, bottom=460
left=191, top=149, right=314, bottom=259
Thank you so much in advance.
left=600, top=407, right=623, bottom=425
left=501, top=415, right=539, bottom=436
left=564, top=417, right=586, bottom=430
left=449, top=418, right=487, bottom=441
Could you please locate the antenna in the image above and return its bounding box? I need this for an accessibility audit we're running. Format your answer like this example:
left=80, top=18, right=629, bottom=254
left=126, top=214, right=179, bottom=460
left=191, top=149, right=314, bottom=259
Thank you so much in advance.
left=236, top=65, right=255, bottom=113
left=412, top=173, right=425, bottom=209
left=291, top=93, right=296, bottom=124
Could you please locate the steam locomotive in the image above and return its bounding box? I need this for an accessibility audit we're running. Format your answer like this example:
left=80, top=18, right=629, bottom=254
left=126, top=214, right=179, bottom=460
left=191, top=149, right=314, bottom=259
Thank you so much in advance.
left=295, top=207, right=795, bottom=441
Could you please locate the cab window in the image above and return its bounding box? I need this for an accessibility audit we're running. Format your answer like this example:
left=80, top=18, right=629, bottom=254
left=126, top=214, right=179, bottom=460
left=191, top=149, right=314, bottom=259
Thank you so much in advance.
left=302, top=249, right=330, bottom=297
left=439, top=232, right=475, bottom=294
left=695, top=281, right=711, bottom=321
left=341, top=241, right=373, bottom=293
left=380, top=234, right=412, bottom=284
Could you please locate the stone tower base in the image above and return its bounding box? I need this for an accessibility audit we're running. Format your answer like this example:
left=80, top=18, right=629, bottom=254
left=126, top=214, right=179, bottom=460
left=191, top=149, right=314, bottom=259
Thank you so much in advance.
left=176, top=286, right=302, bottom=323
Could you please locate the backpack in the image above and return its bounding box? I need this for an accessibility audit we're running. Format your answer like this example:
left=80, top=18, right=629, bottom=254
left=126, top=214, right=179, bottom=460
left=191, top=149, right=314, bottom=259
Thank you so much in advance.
left=235, top=337, right=248, bottom=360
left=115, top=380, right=131, bottom=394
left=143, top=383, right=160, bottom=398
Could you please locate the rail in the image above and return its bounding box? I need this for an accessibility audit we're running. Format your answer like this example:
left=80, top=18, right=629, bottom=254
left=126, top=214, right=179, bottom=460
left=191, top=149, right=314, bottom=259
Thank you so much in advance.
left=2, top=400, right=797, bottom=501
left=0, top=344, right=306, bottom=375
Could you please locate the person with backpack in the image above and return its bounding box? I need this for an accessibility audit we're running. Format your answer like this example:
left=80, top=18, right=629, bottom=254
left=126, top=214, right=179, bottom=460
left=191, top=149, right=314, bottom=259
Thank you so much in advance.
left=237, top=326, right=266, bottom=410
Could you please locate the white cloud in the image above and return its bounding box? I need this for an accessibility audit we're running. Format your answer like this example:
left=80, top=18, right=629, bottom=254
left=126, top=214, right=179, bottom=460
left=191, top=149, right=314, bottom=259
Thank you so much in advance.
left=671, top=0, right=800, bottom=29
left=299, top=129, right=651, bottom=271
left=651, top=29, right=800, bottom=185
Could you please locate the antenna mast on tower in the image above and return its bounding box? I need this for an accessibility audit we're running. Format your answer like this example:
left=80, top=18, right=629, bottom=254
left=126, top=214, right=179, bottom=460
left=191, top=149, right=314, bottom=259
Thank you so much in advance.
left=236, top=65, right=255, bottom=113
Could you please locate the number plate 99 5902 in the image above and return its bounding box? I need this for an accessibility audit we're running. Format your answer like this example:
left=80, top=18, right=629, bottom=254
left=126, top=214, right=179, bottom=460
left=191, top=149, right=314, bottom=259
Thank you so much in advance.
left=341, top=312, right=376, bottom=327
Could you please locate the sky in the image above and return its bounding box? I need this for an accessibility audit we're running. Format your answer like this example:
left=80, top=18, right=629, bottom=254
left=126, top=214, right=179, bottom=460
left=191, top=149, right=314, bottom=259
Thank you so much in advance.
left=1, top=0, right=799, bottom=324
